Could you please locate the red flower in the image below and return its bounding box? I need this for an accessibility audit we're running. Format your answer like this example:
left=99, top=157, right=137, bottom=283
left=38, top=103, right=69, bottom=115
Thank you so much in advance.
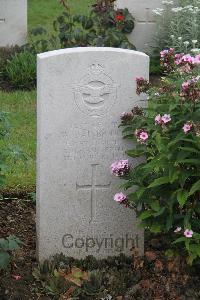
left=115, top=14, right=125, bottom=21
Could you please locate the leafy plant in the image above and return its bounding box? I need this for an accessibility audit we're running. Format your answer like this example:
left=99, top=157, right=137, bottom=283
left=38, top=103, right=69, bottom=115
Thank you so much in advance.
left=0, top=46, right=21, bottom=83
left=0, top=235, right=23, bottom=270
left=111, top=49, right=200, bottom=265
left=33, top=254, right=138, bottom=299
left=27, top=0, right=135, bottom=53
left=5, top=51, right=36, bottom=90
left=53, top=3, right=135, bottom=49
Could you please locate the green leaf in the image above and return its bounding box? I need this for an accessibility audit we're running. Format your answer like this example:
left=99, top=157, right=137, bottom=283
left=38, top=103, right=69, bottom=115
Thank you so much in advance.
left=189, top=244, right=200, bottom=256
left=178, top=159, right=200, bottom=165
left=139, top=210, right=154, bottom=220
left=126, top=149, right=145, bottom=157
left=189, top=180, right=200, bottom=196
left=150, top=224, right=162, bottom=233
left=150, top=200, right=160, bottom=211
left=177, top=190, right=189, bottom=207
left=148, top=176, right=169, bottom=188
left=8, top=238, right=20, bottom=251
left=173, top=237, right=186, bottom=244
left=0, top=251, right=10, bottom=269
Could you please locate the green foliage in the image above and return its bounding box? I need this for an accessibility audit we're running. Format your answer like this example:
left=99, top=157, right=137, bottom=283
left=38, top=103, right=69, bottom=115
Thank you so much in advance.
left=27, top=0, right=135, bottom=54
left=117, top=54, right=200, bottom=265
left=53, top=4, right=134, bottom=49
left=0, top=111, right=11, bottom=188
left=150, top=56, right=162, bottom=75
left=0, top=46, right=21, bottom=82
left=153, top=0, right=200, bottom=53
left=5, top=51, right=36, bottom=90
left=0, top=235, right=23, bottom=270
left=33, top=254, right=136, bottom=299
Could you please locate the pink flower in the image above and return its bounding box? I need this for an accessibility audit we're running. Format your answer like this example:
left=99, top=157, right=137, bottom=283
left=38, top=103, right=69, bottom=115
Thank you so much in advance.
left=182, top=81, right=190, bottom=90
left=139, top=131, right=148, bottom=141
left=114, top=192, right=127, bottom=203
left=184, top=229, right=193, bottom=238
left=155, top=114, right=162, bottom=125
left=161, top=114, right=171, bottom=124
left=120, top=111, right=133, bottom=122
left=136, top=76, right=145, bottom=81
left=194, top=54, right=200, bottom=65
left=160, top=48, right=174, bottom=58
left=174, top=227, right=182, bottom=233
left=182, top=54, right=194, bottom=64
left=110, top=159, right=130, bottom=177
left=12, top=274, right=22, bottom=280
left=183, top=123, right=192, bottom=134
left=135, top=129, right=149, bottom=143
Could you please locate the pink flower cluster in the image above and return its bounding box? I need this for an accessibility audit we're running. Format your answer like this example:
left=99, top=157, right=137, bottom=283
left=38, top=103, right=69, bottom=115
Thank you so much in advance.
left=183, top=123, right=193, bottom=134
left=120, top=112, right=133, bottom=122
left=114, top=192, right=127, bottom=203
left=180, top=76, right=200, bottom=102
left=155, top=114, right=171, bottom=125
left=175, top=53, right=200, bottom=74
left=174, top=227, right=194, bottom=238
left=110, top=159, right=130, bottom=177
left=135, top=129, right=149, bottom=143
left=160, top=48, right=200, bottom=74
left=160, top=48, right=174, bottom=58
left=136, top=77, right=150, bottom=95
left=175, top=53, right=200, bottom=66
left=160, top=48, right=175, bottom=72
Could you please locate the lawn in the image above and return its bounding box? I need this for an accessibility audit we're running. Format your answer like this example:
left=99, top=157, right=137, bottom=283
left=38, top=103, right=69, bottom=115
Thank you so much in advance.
left=0, top=0, right=95, bottom=192
left=1, top=91, right=36, bottom=193
left=28, top=0, right=94, bottom=31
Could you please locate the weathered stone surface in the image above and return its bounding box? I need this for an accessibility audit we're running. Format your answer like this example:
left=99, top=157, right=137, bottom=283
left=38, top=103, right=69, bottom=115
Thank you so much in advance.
left=116, top=0, right=163, bottom=53
left=37, top=47, right=149, bottom=261
left=0, top=0, right=27, bottom=46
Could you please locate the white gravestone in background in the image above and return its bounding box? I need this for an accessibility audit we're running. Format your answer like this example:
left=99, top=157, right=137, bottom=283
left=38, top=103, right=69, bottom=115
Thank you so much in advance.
left=0, top=0, right=27, bottom=47
left=116, top=0, right=163, bottom=53
left=37, top=47, right=149, bottom=261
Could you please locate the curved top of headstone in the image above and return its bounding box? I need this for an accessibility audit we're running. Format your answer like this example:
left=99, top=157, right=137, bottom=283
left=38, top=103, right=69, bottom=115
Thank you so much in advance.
left=37, top=47, right=149, bottom=60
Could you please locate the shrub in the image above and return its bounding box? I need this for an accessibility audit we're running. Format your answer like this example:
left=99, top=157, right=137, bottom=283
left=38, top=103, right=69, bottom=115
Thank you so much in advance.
left=111, top=49, right=200, bottom=265
left=53, top=3, right=135, bottom=49
left=5, top=51, right=36, bottom=90
left=28, top=0, right=135, bottom=54
left=0, top=46, right=21, bottom=83
left=153, top=0, right=200, bottom=54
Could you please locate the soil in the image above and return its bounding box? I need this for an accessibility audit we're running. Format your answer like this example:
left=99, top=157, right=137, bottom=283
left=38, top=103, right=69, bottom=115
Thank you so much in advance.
left=0, top=197, right=200, bottom=300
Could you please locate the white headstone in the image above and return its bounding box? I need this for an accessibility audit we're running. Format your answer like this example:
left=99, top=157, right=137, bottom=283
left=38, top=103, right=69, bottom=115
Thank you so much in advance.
left=0, top=0, right=27, bottom=47
left=116, top=0, right=163, bottom=53
left=37, top=47, right=149, bottom=261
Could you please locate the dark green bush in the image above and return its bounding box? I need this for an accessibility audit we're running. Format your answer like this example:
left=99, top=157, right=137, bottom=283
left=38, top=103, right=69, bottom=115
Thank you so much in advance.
left=5, top=51, right=36, bottom=90
left=0, top=46, right=21, bottom=82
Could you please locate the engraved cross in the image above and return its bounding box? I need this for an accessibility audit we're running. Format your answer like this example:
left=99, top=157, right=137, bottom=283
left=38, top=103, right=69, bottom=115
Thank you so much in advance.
left=76, top=164, right=111, bottom=223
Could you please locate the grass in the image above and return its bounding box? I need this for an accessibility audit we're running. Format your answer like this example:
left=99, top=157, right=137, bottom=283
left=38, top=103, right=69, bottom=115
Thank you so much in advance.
left=1, top=0, right=95, bottom=192
left=1, top=91, right=36, bottom=192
